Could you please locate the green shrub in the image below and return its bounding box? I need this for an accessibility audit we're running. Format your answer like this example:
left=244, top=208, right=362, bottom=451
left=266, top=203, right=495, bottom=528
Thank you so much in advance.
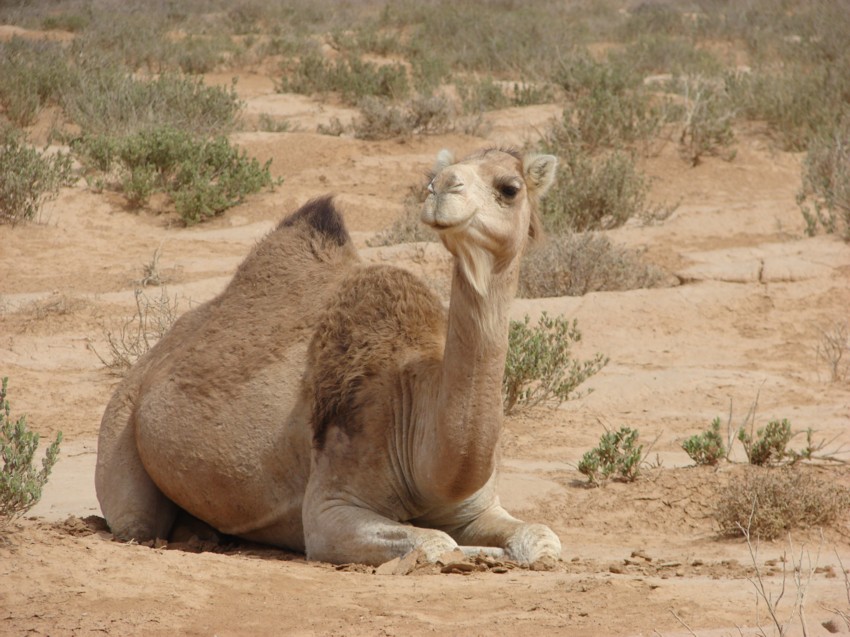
left=518, top=231, right=667, bottom=298
left=738, top=418, right=792, bottom=466
left=549, top=89, right=666, bottom=154
left=727, top=65, right=850, bottom=152
left=62, top=69, right=242, bottom=137
left=610, top=34, right=723, bottom=79
left=715, top=467, right=850, bottom=540
left=675, top=76, right=736, bottom=166
left=0, top=38, right=73, bottom=126
left=797, top=118, right=850, bottom=240
left=0, top=127, right=75, bottom=225
left=72, top=127, right=277, bottom=225
left=538, top=148, right=659, bottom=233
left=278, top=53, right=409, bottom=105
left=578, top=427, right=643, bottom=486
left=682, top=417, right=725, bottom=466
left=351, top=95, right=461, bottom=140
left=1, top=378, right=62, bottom=525
left=503, top=313, right=608, bottom=415
left=456, top=77, right=509, bottom=113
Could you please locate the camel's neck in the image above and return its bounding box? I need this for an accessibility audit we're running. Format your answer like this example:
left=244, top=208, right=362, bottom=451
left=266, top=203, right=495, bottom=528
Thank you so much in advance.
left=421, top=258, right=518, bottom=502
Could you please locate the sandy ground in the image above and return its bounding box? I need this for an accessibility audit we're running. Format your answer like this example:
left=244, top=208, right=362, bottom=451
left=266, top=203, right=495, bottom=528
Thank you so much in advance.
left=1, top=67, right=849, bottom=636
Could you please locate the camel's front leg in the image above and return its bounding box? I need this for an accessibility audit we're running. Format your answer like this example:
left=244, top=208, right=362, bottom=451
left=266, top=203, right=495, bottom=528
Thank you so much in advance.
left=451, top=500, right=562, bottom=566
left=302, top=497, right=459, bottom=566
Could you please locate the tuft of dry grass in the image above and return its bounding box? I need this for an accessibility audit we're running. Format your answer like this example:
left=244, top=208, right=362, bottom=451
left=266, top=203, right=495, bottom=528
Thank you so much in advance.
left=715, top=467, right=850, bottom=540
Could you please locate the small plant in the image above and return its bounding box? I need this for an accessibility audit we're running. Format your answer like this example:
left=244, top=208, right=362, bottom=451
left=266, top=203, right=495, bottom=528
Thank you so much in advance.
left=816, top=320, right=850, bottom=382
left=578, top=427, right=644, bottom=486
left=682, top=417, right=726, bottom=466
left=92, top=287, right=179, bottom=372
left=738, top=418, right=792, bottom=466
left=0, top=127, right=75, bottom=225
left=716, top=467, right=850, bottom=540
left=676, top=75, right=736, bottom=167
left=797, top=118, right=850, bottom=240
left=1, top=378, right=62, bottom=525
left=503, top=313, right=608, bottom=415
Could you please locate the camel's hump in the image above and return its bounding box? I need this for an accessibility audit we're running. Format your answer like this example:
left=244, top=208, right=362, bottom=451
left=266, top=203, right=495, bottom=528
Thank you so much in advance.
left=279, top=196, right=350, bottom=247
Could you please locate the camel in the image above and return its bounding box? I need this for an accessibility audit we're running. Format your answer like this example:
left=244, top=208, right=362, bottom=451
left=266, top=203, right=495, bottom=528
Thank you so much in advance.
left=95, top=147, right=562, bottom=566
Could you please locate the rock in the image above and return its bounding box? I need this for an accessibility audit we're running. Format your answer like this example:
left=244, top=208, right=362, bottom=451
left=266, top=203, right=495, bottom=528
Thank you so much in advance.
left=375, top=557, right=401, bottom=575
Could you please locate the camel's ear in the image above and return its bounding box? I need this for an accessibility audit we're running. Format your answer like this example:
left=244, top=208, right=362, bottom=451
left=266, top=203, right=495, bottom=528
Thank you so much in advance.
left=523, top=154, right=557, bottom=197
left=434, top=149, right=455, bottom=172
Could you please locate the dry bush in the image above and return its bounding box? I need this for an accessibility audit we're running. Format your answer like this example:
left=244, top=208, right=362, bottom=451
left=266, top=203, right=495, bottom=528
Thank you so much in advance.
left=518, top=231, right=668, bottom=298
left=715, top=467, right=850, bottom=540
left=367, top=190, right=437, bottom=247
left=816, top=320, right=850, bottom=382
left=92, top=288, right=179, bottom=373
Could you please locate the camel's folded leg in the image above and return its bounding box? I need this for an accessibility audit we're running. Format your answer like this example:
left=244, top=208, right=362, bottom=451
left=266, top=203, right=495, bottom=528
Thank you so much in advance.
left=95, top=394, right=177, bottom=542
left=303, top=500, right=462, bottom=566
left=450, top=502, right=562, bottom=566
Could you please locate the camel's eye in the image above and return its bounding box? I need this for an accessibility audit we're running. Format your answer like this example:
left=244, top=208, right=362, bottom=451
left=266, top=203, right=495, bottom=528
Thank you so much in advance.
left=427, top=180, right=436, bottom=194
left=497, top=182, right=520, bottom=199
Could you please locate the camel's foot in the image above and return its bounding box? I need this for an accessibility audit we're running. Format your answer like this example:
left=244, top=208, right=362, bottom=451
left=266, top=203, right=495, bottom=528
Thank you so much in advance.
left=504, top=523, right=562, bottom=566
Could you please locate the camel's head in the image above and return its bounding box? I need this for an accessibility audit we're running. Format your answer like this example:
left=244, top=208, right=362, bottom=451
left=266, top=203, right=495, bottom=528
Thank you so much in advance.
left=421, top=147, right=557, bottom=296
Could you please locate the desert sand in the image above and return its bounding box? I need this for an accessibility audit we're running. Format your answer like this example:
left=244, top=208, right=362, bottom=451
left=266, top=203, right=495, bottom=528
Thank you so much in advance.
left=1, top=65, right=849, bottom=636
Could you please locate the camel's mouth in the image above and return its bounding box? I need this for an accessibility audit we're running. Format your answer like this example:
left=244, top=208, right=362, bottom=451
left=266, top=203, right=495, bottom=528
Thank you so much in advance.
left=420, top=200, right=476, bottom=233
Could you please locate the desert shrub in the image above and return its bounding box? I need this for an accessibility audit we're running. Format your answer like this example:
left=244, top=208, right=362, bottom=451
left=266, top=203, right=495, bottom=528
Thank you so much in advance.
left=351, top=95, right=461, bottom=140
left=715, top=467, right=850, bottom=539
left=93, top=287, right=179, bottom=372
left=816, top=320, right=850, bottom=382
left=1, top=378, right=62, bottom=525
left=727, top=65, right=850, bottom=152
left=62, top=69, right=242, bottom=137
left=0, top=127, right=75, bottom=225
left=551, top=50, right=640, bottom=99
left=503, top=313, right=608, bottom=415
left=538, top=148, right=659, bottom=233
left=578, top=427, right=643, bottom=486
left=797, top=118, right=850, bottom=240
left=609, top=34, right=724, bottom=79
left=682, top=417, right=725, bottom=466
left=367, top=191, right=437, bottom=247
left=72, top=126, right=276, bottom=224
left=456, top=77, right=509, bottom=113
left=278, top=53, right=409, bottom=105
left=549, top=88, right=666, bottom=154
left=616, top=3, right=685, bottom=40
left=738, top=418, right=792, bottom=466
left=397, top=0, right=580, bottom=79
left=518, top=231, right=667, bottom=298
left=0, top=38, right=73, bottom=126
left=675, top=76, right=737, bottom=166
left=41, top=11, right=90, bottom=32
